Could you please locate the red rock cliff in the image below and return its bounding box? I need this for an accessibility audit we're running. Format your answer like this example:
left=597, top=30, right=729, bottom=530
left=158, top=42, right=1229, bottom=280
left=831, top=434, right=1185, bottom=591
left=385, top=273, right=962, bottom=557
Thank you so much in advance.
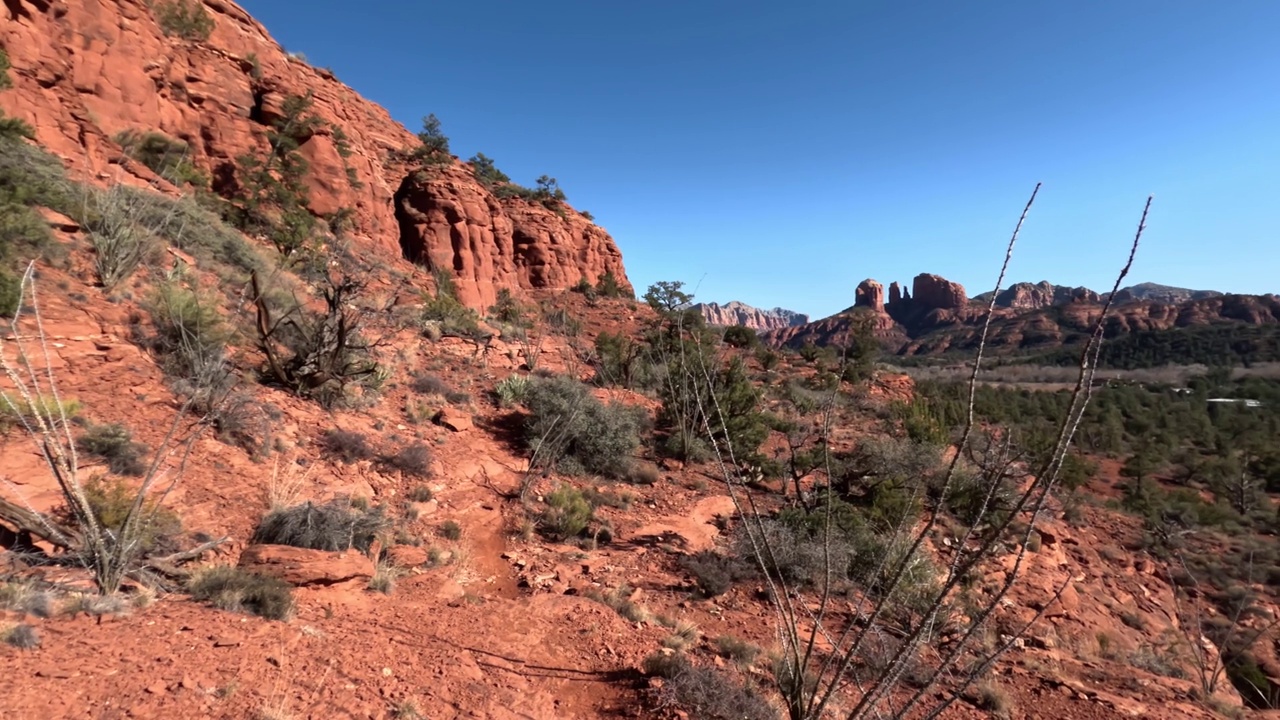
left=394, top=168, right=630, bottom=309
left=692, top=301, right=808, bottom=331
left=911, top=273, right=968, bottom=310
left=0, top=0, right=630, bottom=307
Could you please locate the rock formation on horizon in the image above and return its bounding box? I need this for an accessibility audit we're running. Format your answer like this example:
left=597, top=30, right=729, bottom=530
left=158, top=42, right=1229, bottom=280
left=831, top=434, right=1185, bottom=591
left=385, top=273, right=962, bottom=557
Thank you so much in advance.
left=693, top=301, right=809, bottom=331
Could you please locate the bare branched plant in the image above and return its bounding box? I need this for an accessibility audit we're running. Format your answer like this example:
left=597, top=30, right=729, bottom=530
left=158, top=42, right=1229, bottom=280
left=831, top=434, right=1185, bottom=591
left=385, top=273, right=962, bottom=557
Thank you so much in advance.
left=83, top=182, right=166, bottom=289
left=251, top=268, right=381, bottom=407
left=0, top=264, right=227, bottom=594
left=679, top=186, right=1153, bottom=719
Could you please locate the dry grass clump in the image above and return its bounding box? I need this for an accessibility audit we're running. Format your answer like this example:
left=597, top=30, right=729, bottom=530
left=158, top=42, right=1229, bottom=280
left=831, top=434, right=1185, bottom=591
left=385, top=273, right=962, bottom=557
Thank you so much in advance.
left=188, top=565, right=294, bottom=620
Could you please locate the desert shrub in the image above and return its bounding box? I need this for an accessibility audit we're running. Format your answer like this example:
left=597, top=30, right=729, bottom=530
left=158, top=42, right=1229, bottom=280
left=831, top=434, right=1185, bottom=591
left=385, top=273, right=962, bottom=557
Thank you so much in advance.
left=77, top=422, right=149, bottom=477
left=495, top=374, right=531, bottom=407
left=681, top=550, right=753, bottom=597
left=0, top=393, right=81, bottom=429
left=0, top=581, right=53, bottom=618
left=368, top=559, right=403, bottom=595
left=421, top=269, right=481, bottom=338
left=1, top=623, right=40, bottom=649
left=187, top=566, right=293, bottom=620
left=438, top=520, right=462, bottom=541
left=626, top=461, right=661, bottom=485
left=63, top=475, right=182, bottom=556
left=145, top=278, right=229, bottom=381
left=320, top=429, right=374, bottom=463
left=469, top=152, right=510, bottom=187
left=405, top=486, right=433, bottom=502
left=115, top=130, right=206, bottom=187
left=970, top=680, right=1012, bottom=718
left=410, top=373, right=469, bottom=403
left=715, top=635, right=760, bottom=665
left=722, top=325, right=759, bottom=348
left=153, top=0, right=215, bottom=41
left=413, top=114, right=451, bottom=166
left=595, top=271, right=628, bottom=299
left=524, top=374, right=642, bottom=478
left=252, top=499, right=389, bottom=553
left=735, top=518, right=842, bottom=587
left=488, top=288, right=527, bottom=326
left=383, top=443, right=432, bottom=478
left=539, top=485, right=593, bottom=539
left=81, top=183, right=161, bottom=289
left=647, top=655, right=774, bottom=720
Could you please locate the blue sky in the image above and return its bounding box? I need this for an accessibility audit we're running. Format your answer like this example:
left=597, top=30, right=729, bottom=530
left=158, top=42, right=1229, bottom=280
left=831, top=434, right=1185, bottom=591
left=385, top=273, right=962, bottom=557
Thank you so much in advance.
left=239, top=0, right=1280, bottom=319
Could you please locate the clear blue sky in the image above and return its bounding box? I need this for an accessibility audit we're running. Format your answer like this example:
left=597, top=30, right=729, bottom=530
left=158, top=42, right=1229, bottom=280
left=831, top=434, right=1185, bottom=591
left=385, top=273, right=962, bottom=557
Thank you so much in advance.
left=239, top=0, right=1280, bottom=319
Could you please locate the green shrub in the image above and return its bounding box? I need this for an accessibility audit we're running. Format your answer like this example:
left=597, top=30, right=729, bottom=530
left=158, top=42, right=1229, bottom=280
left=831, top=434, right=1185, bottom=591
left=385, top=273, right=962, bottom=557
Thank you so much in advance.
left=645, top=654, right=774, bottom=720
left=145, top=279, right=229, bottom=380
left=188, top=566, right=293, bottom=620
left=0, top=393, right=81, bottom=429
left=539, top=485, right=593, bottom=539
left=469, top=153, right=509, bottom=187
left=421, top=269, right=481, bottom=337
left=0, top=269, right=20, bottom=318
left=495, top=374, right=531, bottom=407
left=722, top=325, right=759, bottom=348
left=63, top=475, right=182, bottom=556
left=0, top=48, right=12, bottom=90
left=524, top=374, right=643, bottom=478
left=488, top=288, right=527, bottom=326
left=595, top=271, right=627, bottom=299
left=413, top=114, right=451, bottom=166
left=252, top=498, right=389, bottom=553
left=77, top=422, right=148, bottom=477
left=114, top=130, right=206, bottom=187
left=154, top=0, right=215, bottom=41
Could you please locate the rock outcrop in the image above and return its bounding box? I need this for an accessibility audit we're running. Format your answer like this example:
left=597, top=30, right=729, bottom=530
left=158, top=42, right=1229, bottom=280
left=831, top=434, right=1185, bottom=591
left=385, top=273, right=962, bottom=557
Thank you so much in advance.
left=990, top=281, right=1101, bottom=310
left=692, top=301, right=808, bottom=331
left=888, top=281, right=903, bottom=305
left=238, top=544, right=375, bottom=586
left=855, top=279, right=885, bottom=310
left=394, top=170, right=630, bottom=309
left=911, top=273, right=968, bottom=311
left=0, top=0, right=630, bottom=309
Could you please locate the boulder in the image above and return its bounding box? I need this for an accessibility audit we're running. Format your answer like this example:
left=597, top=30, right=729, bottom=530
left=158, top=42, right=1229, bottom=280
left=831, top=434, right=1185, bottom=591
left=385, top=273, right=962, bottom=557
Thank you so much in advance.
left=237, top=544, right=374, bottom=586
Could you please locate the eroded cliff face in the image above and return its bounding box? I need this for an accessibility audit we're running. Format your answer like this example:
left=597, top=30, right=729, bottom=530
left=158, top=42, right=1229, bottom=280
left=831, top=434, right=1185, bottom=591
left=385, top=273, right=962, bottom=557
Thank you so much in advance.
left=692, top=301, right=808, bottom=331
left=0, top=0, right=630, bottom=307
left=394, top=169, right=630, bottom=310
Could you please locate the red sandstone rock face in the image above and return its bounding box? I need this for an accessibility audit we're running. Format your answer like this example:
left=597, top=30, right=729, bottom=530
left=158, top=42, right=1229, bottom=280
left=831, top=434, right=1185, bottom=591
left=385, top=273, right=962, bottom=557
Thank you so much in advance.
left=0, top=0, right=630, bottom=309
left=855, top=279, right=885, bottom=310
left=888, top=281, right=902, bottom=304
left=394, top=169, right=630, bottom=309
left=692, top=301, right=808, bottom=331
left=911, top=273, right=968, bottom=310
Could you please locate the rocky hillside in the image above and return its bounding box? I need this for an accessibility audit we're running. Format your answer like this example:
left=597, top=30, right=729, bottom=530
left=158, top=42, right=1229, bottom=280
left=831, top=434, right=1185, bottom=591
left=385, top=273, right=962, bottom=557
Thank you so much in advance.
left=768, top=272, right=1279, bottom=361
left=692, top=301, right=808, bottom=330
left=0, top=0, right=629, bottom=308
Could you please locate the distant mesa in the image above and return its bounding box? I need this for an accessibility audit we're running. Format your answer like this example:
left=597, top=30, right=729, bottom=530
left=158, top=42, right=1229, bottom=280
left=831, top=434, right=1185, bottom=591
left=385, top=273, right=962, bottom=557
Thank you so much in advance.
left=693, top=301, right=809, bottom=331
left=1108, top=282, right=1222, bottom=305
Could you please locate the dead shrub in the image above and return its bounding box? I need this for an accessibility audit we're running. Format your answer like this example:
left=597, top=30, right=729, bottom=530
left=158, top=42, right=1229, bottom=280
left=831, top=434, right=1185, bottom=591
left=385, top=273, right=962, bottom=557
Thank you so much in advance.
left=681, top=550, right=753, bottom=597
left=252, top=499, right=389, bottom=553
left=382, top=443, right=432, bottom=478
left=320, top=429, right=374, bottom=464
